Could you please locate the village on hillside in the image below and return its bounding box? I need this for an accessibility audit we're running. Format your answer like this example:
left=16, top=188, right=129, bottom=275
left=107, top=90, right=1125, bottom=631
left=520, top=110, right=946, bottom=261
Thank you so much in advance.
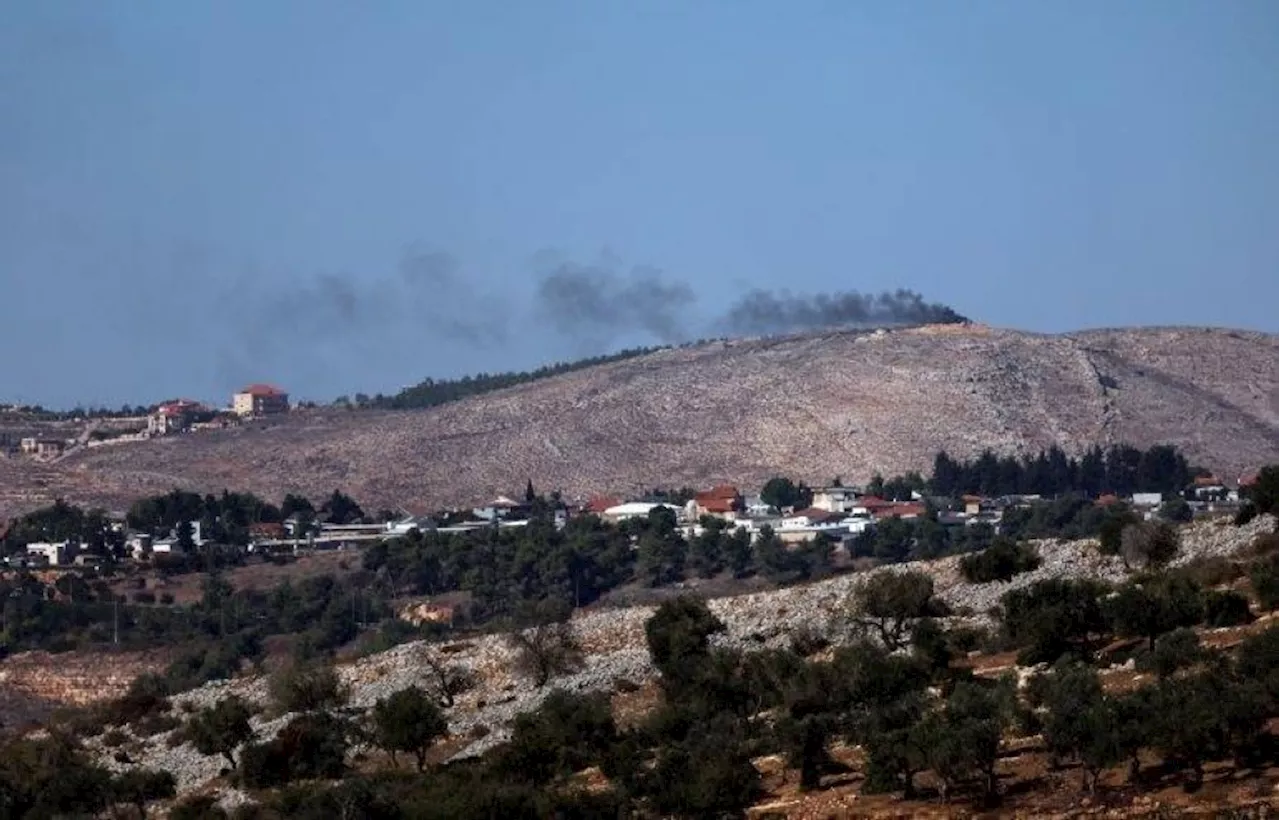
left=4, top=462, right=1261, bottom=572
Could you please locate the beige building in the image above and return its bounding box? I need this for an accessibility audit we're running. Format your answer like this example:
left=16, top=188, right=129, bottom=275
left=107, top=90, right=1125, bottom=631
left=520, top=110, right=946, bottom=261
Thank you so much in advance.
left=233, top=384, right=289, bottom=417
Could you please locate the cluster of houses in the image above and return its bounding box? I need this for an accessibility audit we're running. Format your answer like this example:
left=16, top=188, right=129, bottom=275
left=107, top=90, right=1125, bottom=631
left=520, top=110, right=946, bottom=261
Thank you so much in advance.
left=6, top=470, right=1260, bottom=570
left=10, top=384, right=291, bottom=461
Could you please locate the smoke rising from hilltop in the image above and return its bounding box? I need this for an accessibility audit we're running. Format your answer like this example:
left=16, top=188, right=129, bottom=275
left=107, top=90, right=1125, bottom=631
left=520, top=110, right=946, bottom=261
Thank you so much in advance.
left=216, top=246, right=968, bottom=399
left=533, top=258, right=695, bottom=348
left=531, top=254, right=967, bottom=347
left=717, top=288, right=968, bottom=336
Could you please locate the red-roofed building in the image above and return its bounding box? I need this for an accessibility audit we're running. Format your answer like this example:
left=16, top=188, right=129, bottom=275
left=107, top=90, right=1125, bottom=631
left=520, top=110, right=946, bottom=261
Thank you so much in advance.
left=584, top=496, right=622, bottom=515
left=148, top=399, right=209, bottom=435
left=871, top=502, right=925, bottom=521
left=233, top=384, right=289, bottom=417
left=694, top=485, right=742, bottom=518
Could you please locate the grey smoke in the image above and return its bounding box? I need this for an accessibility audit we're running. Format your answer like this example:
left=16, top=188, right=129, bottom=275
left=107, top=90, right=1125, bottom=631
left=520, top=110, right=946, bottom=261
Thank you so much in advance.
left=534, top=259, right=695, bottom=347
left=532, top=255, right=967, bottom=346
left=717, top=287, right=968, bottom=336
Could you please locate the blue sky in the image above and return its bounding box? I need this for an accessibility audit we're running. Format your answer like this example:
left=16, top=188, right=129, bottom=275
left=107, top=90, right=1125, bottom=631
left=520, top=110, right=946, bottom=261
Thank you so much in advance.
left=1, top=1, right=1274, bottom=407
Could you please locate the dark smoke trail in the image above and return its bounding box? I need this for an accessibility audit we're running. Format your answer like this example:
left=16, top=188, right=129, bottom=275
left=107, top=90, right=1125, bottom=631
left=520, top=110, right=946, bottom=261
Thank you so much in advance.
left=717, top=287, right=968, bottom=336
left=534, top=259, right=694, bottom=346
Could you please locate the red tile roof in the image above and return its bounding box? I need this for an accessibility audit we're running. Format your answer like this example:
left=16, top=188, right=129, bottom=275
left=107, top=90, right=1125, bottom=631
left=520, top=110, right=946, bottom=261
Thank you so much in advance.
left=856, top=496, right=894, bottom=509
left=697, top=484, right=740, bottom=500
left=697, top=498, right=739, bottom=514
left=239, top=383, right=286, bottom=397
left=872, top=502, right=925, bottom=520
left=585, top=496, right=621, bottom=514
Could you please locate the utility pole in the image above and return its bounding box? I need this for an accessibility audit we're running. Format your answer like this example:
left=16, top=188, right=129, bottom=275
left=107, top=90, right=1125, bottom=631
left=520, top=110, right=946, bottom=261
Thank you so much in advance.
left=112, top=597, right=119, bottom=646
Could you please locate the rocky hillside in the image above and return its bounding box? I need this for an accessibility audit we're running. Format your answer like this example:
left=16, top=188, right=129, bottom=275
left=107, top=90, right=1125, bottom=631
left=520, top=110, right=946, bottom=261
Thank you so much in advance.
left=5, top=324, right=1276, bottom=515
left=70, top=513, right=1278, bottom=814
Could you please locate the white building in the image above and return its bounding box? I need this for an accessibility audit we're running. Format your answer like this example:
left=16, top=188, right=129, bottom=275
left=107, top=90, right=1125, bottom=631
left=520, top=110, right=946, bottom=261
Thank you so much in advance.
left=26, top=541, right=78, bottom=566
left=811, top=486, right=863, bottom=513
left=601, top=502, right=683, bottom=523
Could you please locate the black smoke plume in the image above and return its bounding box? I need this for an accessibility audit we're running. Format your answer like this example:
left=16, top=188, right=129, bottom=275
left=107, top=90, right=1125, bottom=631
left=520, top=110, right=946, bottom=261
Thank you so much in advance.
left=533, top=258, right=694, bottom=348
left=717, top=288, right=968, bottom=336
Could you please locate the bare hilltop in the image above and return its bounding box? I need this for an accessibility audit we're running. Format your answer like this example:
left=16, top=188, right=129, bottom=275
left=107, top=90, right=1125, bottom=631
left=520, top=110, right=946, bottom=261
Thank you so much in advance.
left=2, top=324, right=1275, bottom=515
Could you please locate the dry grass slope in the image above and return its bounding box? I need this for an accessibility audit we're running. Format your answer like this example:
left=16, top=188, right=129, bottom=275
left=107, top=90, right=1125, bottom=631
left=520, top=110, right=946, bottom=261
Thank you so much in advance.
left=3, top=324, right=1275, bottom=516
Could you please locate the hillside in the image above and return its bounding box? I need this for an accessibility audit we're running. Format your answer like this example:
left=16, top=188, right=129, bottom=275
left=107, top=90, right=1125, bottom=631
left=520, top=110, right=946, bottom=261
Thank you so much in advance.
left=3, top=324, right=1276, bottom=516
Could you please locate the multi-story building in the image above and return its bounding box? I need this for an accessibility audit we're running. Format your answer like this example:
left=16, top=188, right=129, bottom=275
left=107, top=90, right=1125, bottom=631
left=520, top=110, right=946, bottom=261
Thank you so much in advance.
left=233, top=384, right=289, bottom=417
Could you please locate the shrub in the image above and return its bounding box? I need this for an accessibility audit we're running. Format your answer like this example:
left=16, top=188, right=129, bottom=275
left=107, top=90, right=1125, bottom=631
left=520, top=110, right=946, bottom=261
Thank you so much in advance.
left=238, top=713, right=349, bottom=788
left=1120, top=521, right=1179, bottom=569
left=506, top=621, right=583, bottom=688
left=959, top=538, right=1040, bottom=583
left=110, top=769, right=176, bottom=816
left=101, top=729, right=129, bottom=748
left=132, top=712, right=181, bottom=738
left=103, top=674, right=170, bottom=726
left=169, top=794, right=228, bottom=820
left=1249, top=559, right=1278, bottom=611
left=492, top=689, right=618, bottom=785
left=268, top=661, right=346, bottom=713
left=1137, top=628, right=1204, bottom=678
left=1201, top=590, right=1253, bottom=627
left=1174, top=556, right=1243, bottom=588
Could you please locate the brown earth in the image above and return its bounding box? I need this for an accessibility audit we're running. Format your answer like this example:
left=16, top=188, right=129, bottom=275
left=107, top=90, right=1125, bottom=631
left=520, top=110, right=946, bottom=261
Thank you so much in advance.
left=1, top=324, right=1275, bottom=516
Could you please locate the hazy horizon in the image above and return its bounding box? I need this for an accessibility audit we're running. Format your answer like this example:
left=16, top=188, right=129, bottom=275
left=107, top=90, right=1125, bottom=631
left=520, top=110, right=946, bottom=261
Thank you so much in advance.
left=3, top=2, right=1275, bottom=407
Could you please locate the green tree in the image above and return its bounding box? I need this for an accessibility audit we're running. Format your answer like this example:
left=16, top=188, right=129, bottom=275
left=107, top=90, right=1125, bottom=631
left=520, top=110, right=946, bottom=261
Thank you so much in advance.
left=1106, top=576, right=1202, bottom=650
left=184, top=695, right=254, bottom=768
left=920, top=680, right=1010, bottom=802
left=1000, top=579, right=1108, bottom=664
left=760, top=477, right=801, bottom=510
left=1159, top=498, right=1193, bottom=523
left=644, top=596, right=726, bottom=691
left=110, top=768, right=177, bottom=816
left=176, top=520, right=196, bottom=551
left=1137, top=628, right=1204, bottom=678
left=494, top=689, right=617, bottom=784
left=958, top=537, right=1040, bottom=583
left=1119, top=521, right=1179, bottom=569
left=268, top=661, right=346, bottom=713
left=371, top=686, right=448, bottom=771
left=850, top=571, right=939, bottom=651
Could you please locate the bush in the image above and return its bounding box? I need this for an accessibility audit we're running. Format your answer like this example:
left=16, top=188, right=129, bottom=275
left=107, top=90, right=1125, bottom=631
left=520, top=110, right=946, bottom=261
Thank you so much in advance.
left=268, top=661, right=346, bottom=713
left=1249, top=559, right=1278, bottom=611
left=1120, top=521, right=1179, bottom=569
left=1137, top=628, right=1204, bottom=678
left=238, top=713, right=349, bottom=788
left=958, top=538, right=1040, bottom=583
left=1200, top=590, right=1253, bottom=627
left=506, top=621, right=583, bottom=688
left=492, top=689, right=618, bottom=785
left=110, top=769, right=176, bottom=816
left=169, top=794, right=228, bottom=820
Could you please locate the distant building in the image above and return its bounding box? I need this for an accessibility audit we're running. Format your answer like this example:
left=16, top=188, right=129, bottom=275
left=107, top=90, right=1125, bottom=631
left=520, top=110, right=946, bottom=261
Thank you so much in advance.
left=811, top=486, right=863, bottom=513
left=693, top=485, right=743, bottom=519
left=148, top=399, right=209, bottom=436
left=601, top=502, right=682, bottom=523
left=19, top=437, right=66, bottom=459
left=233, top=384, right=289, bottom=417
left=26, top=541, right=78, bottom=566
